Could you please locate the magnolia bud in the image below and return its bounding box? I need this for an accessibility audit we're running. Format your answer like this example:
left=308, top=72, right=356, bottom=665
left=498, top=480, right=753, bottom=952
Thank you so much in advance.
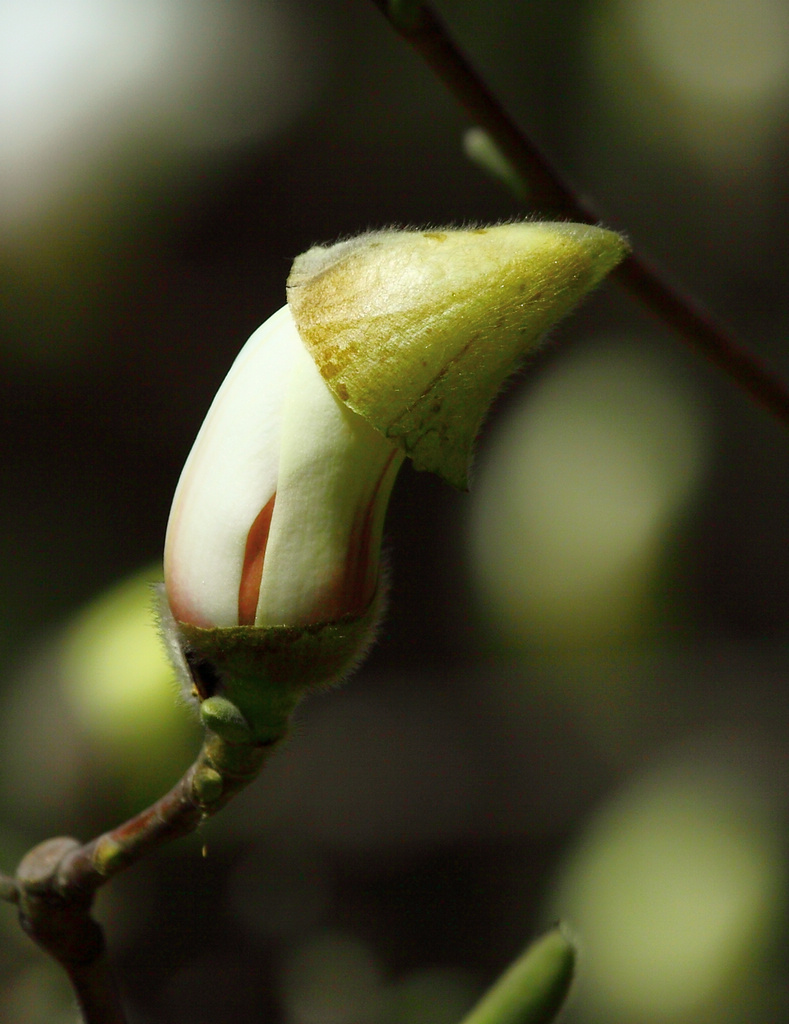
left=162, top=221, right=627, bottom=743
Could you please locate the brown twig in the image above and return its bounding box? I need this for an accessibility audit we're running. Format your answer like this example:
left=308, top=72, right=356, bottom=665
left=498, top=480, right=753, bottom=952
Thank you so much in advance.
left=371, top=0, right=789, bottom=429
left=15, top=837, right=126, bottom=1024
left=6, top=726, right=271, bottom=1023
left=58, top=726, right=268, bottom=895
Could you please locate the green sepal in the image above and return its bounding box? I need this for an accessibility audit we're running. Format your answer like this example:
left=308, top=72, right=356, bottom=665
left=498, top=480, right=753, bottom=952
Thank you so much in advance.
left=174, top=600, right=380, bottom=745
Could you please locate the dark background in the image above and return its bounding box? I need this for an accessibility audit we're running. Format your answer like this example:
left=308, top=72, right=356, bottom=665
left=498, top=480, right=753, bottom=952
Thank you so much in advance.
left=1, top=1, right=789, bottom=1021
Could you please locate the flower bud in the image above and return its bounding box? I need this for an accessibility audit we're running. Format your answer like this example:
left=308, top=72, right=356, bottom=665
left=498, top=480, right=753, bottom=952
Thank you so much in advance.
left=163, top=306, right=402, bottom=740
left=162, top=221, right=627, bottom=742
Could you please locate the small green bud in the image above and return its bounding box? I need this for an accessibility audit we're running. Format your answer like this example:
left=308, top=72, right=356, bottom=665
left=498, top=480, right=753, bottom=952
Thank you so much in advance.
left=93, top=836, right=126, bottom=877
left=463, top=128, right=530, bottom=202
left=192, top=766, right=224, bottom=804
left=199, top=696, right=253, bottom=744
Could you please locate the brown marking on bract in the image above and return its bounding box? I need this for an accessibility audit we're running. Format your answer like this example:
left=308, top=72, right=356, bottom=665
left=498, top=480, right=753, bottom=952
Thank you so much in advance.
left=423, top=232, right=447, bottom=242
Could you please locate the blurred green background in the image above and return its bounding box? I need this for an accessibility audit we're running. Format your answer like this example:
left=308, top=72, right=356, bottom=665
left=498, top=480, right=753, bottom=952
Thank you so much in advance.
left=2, top=0, right=789, bottom=1021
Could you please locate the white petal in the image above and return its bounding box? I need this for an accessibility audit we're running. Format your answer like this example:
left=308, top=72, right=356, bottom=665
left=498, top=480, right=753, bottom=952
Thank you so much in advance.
left=255, top=340, right=403, bottom=627
left=164, top=305, right=301, bottom=627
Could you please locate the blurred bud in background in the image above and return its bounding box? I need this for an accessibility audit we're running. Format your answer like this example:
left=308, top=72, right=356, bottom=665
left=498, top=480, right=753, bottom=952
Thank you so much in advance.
left=589, top=0, right=789, bottom=174
left=0, top=567, right=199, bottom=825
left=0, top=643, right=85, bottom=835
left=60, top=565, right=200, bottom=804
left=467, top=338, right=710, bottom=651
left=548, top=741, right=788, bottom=1024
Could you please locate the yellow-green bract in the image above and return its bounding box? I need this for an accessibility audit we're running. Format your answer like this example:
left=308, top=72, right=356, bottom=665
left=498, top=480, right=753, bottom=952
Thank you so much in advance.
left=288, top=222, right=628, bottom=489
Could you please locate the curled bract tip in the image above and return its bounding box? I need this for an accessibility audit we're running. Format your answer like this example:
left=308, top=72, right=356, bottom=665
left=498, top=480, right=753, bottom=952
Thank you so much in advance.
left=287, top=221, right=628, bottom=488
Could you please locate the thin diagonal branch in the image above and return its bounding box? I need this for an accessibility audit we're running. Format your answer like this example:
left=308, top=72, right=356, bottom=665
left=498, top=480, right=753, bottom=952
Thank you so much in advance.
left=371, top=0, right=789, bottom=429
